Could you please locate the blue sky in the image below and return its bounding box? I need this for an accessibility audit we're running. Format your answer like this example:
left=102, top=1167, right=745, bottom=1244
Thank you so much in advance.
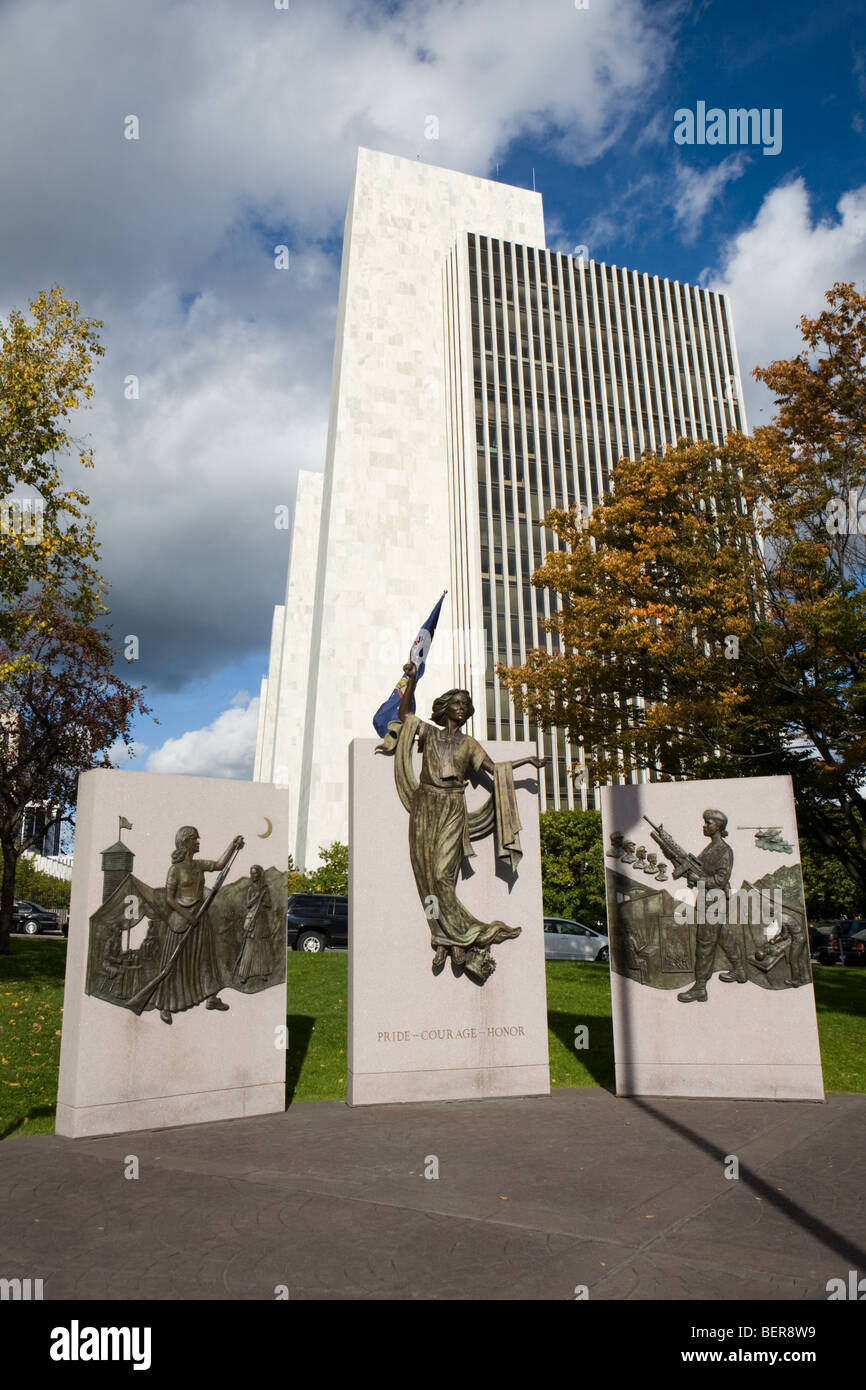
left=1, top=0, right=863, bottom=782
left=517, top=0, right=865, bottom=282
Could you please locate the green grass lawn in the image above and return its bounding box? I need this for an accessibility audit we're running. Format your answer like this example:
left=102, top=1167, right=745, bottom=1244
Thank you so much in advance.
left=0, top=938, right=66, bottom=1140
left=1, top=940, right=864, bottom=1138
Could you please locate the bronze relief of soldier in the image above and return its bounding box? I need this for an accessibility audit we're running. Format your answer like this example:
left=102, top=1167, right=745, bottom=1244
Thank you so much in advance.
left=608, top=807, right=810, bottom=995
left=666, top=809, right=746, bottom=1003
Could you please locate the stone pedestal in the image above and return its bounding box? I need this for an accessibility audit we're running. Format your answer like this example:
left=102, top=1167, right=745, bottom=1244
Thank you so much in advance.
left=601, top=775, right=824, bottom=1101
left=57, top=770, right=288, bottom=1137
left=348, top=738, right=550, bottom=1106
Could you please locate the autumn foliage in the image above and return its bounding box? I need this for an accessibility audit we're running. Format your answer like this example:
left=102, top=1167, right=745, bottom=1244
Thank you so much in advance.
left=499, top=283, right=866, bottom=890
left=1, top=287, right=147, bottom=952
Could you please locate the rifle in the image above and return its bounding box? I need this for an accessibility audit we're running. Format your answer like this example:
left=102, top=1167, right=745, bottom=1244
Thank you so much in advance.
left=643, top=816, right=705, bottom=882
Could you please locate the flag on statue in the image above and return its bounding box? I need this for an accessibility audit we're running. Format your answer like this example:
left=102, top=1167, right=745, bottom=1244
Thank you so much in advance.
left=373, top=593, right=446, bottom=737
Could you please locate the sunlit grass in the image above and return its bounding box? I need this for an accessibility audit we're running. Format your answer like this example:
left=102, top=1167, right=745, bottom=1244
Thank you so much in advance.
left=1, top=942, right=862, bottom=1137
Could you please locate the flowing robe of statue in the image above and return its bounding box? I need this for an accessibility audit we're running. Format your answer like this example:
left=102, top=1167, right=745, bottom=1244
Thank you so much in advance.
left=237, top=880, right=274, bottom=982
left=381, top=714, right=524, bottom=979
left=151, top=857, right=223, bottom=1013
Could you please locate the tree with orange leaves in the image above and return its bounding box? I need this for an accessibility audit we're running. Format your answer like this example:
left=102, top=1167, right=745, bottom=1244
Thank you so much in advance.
left=499, top=283, right=866, bottom=892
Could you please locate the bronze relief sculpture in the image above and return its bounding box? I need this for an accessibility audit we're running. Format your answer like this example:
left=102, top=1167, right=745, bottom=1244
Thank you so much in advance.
left=151, top=827, right=243, bottom=1022
left=235, top=865, right=277, bottom=984
left=379, top=660, right=544, bottom=984
left=85, top=826, right=286, bottom=1019
left=606, top=806, right=811, bottom=996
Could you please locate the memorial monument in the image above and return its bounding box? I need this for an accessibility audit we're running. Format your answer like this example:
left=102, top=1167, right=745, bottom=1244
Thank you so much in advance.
left=601, top=774, right=824, bottom=1100
left=57, top=770, right=288, bottom=1137
left=348, top=661, right=550, bottom=1105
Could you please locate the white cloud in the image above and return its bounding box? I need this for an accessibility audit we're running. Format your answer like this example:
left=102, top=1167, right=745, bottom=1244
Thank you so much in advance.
left=0, top=0, right=674, bottom=699
left=83, top=270, right=334, bottom=689
left=0, top=0, right=671, bottom=298
left=706, top=178, right=866, bottom=426
left=673, top=153, right=747, bottom=242
left=105, top=738, right=150, bottom=769
left=145, top=696, right=260, bottom=780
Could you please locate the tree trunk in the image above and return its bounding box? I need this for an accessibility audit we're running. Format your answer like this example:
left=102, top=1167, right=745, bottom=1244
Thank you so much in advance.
left=0, top=840, right=19, bottom=955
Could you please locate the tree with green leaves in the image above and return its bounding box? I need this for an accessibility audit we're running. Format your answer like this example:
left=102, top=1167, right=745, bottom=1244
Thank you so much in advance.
left=539, top=809, right=606, bottom=926
left=0, top=853, right=71, bottom=912
left=1, top=286, right=106, bottom=670
left=0, top=287, right=148, bottom=953
left=499, top=283, right=866, bottom=893
left=289, top=842, right=349, bottom=896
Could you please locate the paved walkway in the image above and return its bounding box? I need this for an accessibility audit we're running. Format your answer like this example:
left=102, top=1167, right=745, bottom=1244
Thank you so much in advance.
left=1, top=1091, right=864, bottom=1300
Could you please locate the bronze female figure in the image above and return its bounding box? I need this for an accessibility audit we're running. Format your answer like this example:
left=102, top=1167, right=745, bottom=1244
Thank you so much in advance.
left=382, top=660, right=544, bottom=983
left=152, top=826, right=243, bottom=1024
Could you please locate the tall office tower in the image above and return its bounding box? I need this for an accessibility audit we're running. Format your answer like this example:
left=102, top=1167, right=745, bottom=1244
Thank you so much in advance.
left=255, top=148, right=747, bottom=866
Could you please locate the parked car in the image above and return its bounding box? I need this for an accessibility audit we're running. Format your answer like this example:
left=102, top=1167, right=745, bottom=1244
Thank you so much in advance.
left=287, top=894, right=348, bottom=952
left=543, top=916, right=609, bottom=962
left=13, top=900, right=61, bottom=935
left=841, top=926, right=866, bottom=965
left=813, top=919, right=866, bottom=965
left=809, top=925, right=835, bottom=962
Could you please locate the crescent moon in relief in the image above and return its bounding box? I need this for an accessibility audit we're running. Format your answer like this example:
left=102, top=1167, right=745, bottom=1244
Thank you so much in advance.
left=258, top=817, right=273, bottom=839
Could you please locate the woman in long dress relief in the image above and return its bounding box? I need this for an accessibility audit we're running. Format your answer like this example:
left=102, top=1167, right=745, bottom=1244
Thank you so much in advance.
left=236, top=865, right=275, bottom=984
left=388, top=660, right=544, bottom=984
left=153, top=826, right=244, bottom=1024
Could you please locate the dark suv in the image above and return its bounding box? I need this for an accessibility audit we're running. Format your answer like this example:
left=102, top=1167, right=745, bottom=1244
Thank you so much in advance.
left=287, top=894, right=348, bottom=953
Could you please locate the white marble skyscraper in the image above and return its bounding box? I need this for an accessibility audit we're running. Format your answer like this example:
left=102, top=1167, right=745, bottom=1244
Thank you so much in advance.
left=255, top=148, right=746, bottom=866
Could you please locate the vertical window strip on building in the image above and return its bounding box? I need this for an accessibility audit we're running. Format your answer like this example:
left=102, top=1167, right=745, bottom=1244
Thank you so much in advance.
left=599, top=264, right=626, bottom=465
left=675, top=279, right=699, bottom=436
left=533, top=247, right=565, bottom=804
left=690, top=285, right=717, bottom=443
left=681, top=281, right=707, bottom=440
left=589, top=262, right=615, bottom=479
left=699, top=287, right=727, bottom=443
left=647, top=271, right=675, bottom=444
left=617, top=268, right=644, bottom=455
left=489, top=237, right=514, bottom=740
left=511, top=243, right=537, bottom=743
left=722, top=294, right=746, bottom=433
left=564, top=255, right=597, bottom=520
left=632, top=269, right=658, bottom=454
left=661, top=278, right=687, bottom=439
left=498, top=236, right=524, bottom=740
left=472, top=235, right=501, bottom=739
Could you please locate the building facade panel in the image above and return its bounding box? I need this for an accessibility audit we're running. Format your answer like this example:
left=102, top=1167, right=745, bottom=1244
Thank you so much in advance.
left=292, top=150, right=545, bottom=865
left=256, top=149, right=748, bottom=857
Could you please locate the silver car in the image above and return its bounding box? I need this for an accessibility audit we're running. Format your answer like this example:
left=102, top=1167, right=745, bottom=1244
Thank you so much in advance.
left=544, top=916, right=609, bottom=962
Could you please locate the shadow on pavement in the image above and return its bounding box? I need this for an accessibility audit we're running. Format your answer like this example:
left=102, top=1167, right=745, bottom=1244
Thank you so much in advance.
left=630, top=1095, right=866, bottom=1270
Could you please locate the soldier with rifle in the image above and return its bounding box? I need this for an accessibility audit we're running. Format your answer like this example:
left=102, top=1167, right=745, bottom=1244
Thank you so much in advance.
left=644, top=809, right=746, bottom=1002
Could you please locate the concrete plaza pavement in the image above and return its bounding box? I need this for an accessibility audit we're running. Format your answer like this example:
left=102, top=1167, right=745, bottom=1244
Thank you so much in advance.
left=1, top=1089, right=864, bottom=1301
